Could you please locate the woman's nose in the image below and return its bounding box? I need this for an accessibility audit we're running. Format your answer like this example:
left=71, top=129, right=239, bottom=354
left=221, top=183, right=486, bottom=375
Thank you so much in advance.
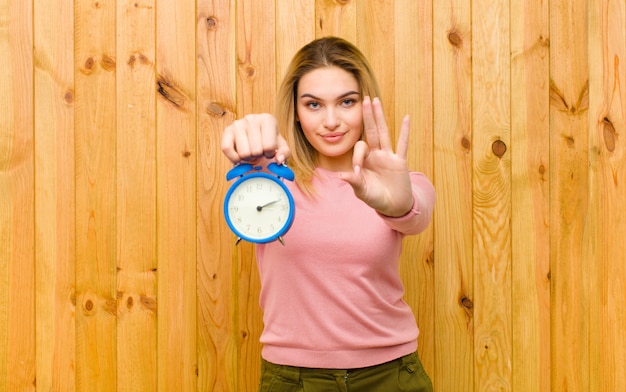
left=323, top=108, right=339, bottom=130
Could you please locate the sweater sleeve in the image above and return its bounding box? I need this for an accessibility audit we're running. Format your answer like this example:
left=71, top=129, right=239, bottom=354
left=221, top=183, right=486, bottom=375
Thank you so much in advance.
left=377, top=172, right=435, bottom=235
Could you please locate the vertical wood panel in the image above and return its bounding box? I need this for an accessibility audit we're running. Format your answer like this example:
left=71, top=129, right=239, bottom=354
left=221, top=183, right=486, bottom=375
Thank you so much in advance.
left=0, top=0, right=35, bottom=389
left=156, top=0, right=197, bottom=390
left=356, top=0, right=395, bottom=133
left=472, top=0, right=512, bottom=390
left=34, top=0, right=76, bottom=389
left=433, top=1, right=474, bottom=390
left=394, top=0, right=435, bottom=378
left=315, top=0, right=356, bottom=42
left=74, top=0, right=117, bottom=390
left=588, top=0, right=626, bottom=390
left=550, top=0, right=590, bottom=390
left=196, top=0, right=237, bottom=390
left=116, top=0, right=157, bottom=390
left=510, top=0, right=551, bottom=391
left=4, top=1, right=626, bottom=391
left=276, top=0, right=315, bottom=84
left=235, top=1, right=276, bottom=389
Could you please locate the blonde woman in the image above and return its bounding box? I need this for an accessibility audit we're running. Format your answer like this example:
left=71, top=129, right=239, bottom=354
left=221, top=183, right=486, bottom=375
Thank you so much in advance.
left=222, top=36, right=435, bottom=392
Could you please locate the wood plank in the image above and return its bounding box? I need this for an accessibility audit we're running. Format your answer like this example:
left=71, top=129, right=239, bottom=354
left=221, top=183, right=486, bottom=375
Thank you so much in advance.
left=432, top=0, right=474, bottom=390
left=0, top=0, right=35, bottom=389
left=236, top=1, right=276, bottom=389
left=33, top=0, right=76, bottom=389
left=587, top=0, right=626, bottom=390
left=471, top=0, right=512, bottom=390
left=74, top=0, right=118, bottom=390
left=510, top=0, right=551, bottom=391
left=116, top=0, right=157, bottom=390
left=394, top=0, right=435, bottom=378
left=276, top=0, right=315, bottom=85
left=549, top=0, right=590, bottom=390
left=155, top=0, right=198, bottom=390
left=196, top=0, right=238, bottom=390
left=356, top=0, right=395, bottom=134
left=315, top=0, right=356, bottom=42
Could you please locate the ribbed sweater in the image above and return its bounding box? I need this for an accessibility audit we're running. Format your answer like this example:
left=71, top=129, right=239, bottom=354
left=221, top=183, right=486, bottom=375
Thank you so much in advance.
left=256, top=167, right=435, bottom=369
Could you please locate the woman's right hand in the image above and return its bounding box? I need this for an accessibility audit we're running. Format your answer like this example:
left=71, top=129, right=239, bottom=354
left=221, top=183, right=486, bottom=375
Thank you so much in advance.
left=221, top=113, right=291, bottom=165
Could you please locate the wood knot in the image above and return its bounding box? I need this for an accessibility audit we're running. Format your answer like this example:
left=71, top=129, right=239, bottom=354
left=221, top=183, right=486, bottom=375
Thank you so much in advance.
left=448, top=30, right=463, bottom=47
left=140, top=296, right=157, bottom=313
left=602, top=117, right=616, bottom=152
left=245, top=65, right=256, bottom=79
left=207, top=102, right=227, bottom=117
left=100, top=54, right=116, bottom=71
left=157, top=75, right=186, bottom=108
left=64, top=90, right=74, bottom=104
left=82, top=57, right=96, bottom=74
left=83, top=299, right=95, bottom=314
left=206, top=16, right=218, bottom=30
left=460, top=296, right=474, bottom=309
left=126, top=296, right=134, bottom=309
left=461, top=135, right=471, bottom=150
left=183, top=151, right=191, bottom=158
left=492, top=140, right=507, bottom=158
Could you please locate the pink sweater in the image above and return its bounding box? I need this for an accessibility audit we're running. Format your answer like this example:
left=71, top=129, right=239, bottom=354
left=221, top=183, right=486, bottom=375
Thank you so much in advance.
left=256, top=167, right=435, bottom=368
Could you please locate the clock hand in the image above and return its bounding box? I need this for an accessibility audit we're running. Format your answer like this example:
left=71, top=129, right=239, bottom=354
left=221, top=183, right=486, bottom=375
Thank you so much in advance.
left=257, top=200, right=280, bottom=211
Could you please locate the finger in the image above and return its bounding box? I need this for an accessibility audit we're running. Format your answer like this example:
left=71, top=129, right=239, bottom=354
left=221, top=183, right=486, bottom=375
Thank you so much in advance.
left=259, top=114, right=280, bottom=158
left=372, top=97, right=391, bottom=151
left=351, top=140, right=369, bottom=169
left=396, top=115, right=410, bottom=159
left=275, top=135, right=291, bottom=164
left=221, top=124, right=242, bottom=163
left=338, top=140, right=368, bottom=190
left=232, top=119, right=259, bottom=160
left=362, top=96, right=380, bottom=150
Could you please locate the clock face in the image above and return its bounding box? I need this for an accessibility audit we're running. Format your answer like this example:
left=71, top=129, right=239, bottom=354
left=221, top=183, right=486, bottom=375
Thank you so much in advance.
left=224, top=173, right=295, bottom=243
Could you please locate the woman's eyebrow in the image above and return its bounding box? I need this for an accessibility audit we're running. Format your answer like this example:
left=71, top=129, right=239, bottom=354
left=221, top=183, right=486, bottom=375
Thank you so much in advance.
left=299, top=90, right=360, bottom=100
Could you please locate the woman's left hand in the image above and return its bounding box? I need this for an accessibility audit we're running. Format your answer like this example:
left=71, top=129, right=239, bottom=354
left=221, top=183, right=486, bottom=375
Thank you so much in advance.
left=339, top=96, right=414, bottom=217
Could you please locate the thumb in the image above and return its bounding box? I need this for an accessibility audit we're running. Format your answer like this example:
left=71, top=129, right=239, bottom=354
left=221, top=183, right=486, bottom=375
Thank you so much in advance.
left=339, top=165, right=365, bottom=195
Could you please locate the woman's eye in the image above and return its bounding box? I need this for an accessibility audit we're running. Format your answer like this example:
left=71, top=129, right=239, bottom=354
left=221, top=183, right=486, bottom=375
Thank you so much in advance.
left=306, top=101, right=320, bottom=109
left=341, top=99, right=355, bottom=106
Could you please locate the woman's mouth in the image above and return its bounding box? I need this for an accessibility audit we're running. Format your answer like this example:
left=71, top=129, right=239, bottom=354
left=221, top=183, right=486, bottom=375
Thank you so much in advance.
left=321, top=132, right=345, bottom=143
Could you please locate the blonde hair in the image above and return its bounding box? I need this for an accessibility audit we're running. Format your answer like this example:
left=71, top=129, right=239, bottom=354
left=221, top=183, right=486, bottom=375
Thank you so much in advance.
left=276, top=36, right=381, bottom=195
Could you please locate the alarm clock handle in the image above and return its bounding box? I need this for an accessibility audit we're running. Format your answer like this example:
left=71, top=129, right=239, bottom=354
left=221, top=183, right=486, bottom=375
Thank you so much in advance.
left=267, top=162, right=295, bottom=181
left=226, top=163, right=254, bottom=181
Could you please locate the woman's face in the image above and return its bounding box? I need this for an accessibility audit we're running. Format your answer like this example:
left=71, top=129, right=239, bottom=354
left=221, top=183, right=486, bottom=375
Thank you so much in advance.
left=295, top=66, right=363, bottom=171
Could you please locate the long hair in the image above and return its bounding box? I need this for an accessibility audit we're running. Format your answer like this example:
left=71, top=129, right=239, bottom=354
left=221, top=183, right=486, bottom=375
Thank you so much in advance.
left=276, top=36, right=381, bottom=195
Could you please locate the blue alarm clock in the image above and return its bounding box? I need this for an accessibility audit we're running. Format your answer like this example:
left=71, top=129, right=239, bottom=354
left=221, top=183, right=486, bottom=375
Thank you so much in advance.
left=224, top=162, right=295, bottom=245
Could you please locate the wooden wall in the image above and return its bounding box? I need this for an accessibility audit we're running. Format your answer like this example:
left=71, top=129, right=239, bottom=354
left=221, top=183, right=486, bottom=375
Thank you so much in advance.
left=1, top=0, right=625, bottom=391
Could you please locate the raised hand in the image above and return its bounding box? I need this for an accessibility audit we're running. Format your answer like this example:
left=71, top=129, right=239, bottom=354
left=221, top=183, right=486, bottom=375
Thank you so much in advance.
left=221, top=113, right=291, bottom=165
left=339, top=97, right=414, bottom=217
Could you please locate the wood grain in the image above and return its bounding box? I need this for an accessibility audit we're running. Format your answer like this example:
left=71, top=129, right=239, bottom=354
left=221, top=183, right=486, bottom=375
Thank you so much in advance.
left=1, top=1, right=626, bottom=390
left=196, top=0, right=237, bottom=390
left=433, top=0, right=474, bottom=390
left=74, top=0, right=117, bottom=390
left=0, top=0, right=35, bottom=389
left=510, top=0, right=551, bottom=391
left=34, top=0, right=76, bottom=389
left=588, top=1, right=626, bottom=391
left=472, top=0, right=512, bottom=390
left=550, top=0, right=590, bottom=390
left=315, top=0, right=356, bottom=42
left=156, top=0, right=198, bottom=390
left=116, top=0, right=157, bottom=390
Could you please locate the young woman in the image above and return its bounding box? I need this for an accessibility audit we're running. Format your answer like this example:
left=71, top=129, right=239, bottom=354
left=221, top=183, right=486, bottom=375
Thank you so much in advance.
left=222, top=36, right=435, bottom=392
